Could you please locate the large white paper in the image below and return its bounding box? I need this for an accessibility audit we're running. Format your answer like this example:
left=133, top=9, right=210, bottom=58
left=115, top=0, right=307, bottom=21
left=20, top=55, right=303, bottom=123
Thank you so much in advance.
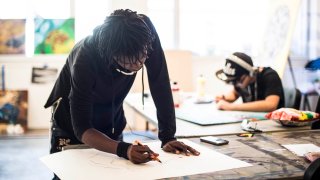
left=41, top=140, right=251, bottom=180
left=283, top=144, right=320, bottom=156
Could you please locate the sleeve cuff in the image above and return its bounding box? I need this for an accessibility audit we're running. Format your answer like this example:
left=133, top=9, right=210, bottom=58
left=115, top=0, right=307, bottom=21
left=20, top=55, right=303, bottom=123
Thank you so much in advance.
left=161, top=138, right=176, bottom=148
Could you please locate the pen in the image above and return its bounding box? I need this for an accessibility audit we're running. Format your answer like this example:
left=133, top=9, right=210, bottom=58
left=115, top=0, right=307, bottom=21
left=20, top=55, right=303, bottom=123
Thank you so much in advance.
left=134, top=140, right=162, bottom=163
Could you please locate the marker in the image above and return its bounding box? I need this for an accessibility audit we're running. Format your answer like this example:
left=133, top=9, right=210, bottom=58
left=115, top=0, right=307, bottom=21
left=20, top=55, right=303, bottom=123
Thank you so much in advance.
left=134, top=140, right=162, bottom=163
left=237, top=133, right=254, bottom=138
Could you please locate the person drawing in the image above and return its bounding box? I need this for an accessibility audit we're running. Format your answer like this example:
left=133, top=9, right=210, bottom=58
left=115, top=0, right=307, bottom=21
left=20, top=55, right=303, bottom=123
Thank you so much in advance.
left=44, top=9, right=200, bottom=174
left=215, top=52, right=284, bottom=112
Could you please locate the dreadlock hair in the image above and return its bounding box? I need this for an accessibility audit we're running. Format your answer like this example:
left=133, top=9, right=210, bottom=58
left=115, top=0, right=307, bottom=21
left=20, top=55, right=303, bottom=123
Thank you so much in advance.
left=93, top=9, right=154, bottom=69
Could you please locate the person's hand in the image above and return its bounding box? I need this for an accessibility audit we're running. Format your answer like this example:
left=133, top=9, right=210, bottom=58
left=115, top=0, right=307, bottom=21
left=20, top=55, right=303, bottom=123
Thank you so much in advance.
left=305, top=152, right=320, bottom=162
left=215, top=95, right=225, bottom=103
left=162, top=140, right=200, bottom=156
left=127, top=144, right=159, bottom=164
left=216, top=99, right=234, bottom=110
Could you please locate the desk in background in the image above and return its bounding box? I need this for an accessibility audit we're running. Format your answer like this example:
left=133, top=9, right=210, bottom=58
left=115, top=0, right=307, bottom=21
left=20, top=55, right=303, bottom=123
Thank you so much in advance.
left=172, top=130, right=319, bottom=179
left=125, top=93, right=310, bottom=137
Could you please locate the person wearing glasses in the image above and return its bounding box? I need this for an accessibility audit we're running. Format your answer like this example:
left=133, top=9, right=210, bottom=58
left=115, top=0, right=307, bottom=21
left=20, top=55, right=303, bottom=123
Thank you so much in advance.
left=44, top=9, right=199, bottom=173
left=215, top=52, right=284, bottom=112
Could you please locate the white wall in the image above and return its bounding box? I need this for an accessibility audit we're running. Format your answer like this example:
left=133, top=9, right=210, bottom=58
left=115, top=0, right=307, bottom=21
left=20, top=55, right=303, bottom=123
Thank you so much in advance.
left=1, top=52, right=231, bottom=130
left=1, top=52, right=312, bottom=130
left=0, top=55, right=65, bottom=129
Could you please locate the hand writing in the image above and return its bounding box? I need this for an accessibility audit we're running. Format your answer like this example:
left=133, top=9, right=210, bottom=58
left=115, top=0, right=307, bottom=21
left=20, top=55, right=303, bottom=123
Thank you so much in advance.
left=216, top=99, right=233, bottom=110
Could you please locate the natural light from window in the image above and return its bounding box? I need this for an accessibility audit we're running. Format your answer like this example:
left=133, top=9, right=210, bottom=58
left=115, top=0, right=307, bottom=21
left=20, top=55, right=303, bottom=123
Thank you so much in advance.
left=0, top=0, right=308, bottom=58
left=179, top=0, right=268, bottom=56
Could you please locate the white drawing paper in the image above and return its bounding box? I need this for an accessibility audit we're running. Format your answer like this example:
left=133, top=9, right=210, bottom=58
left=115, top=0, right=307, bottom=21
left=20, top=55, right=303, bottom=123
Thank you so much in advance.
left=41, top=139, right=251, bottom=180
left=283, top=144, right=320, bottom=156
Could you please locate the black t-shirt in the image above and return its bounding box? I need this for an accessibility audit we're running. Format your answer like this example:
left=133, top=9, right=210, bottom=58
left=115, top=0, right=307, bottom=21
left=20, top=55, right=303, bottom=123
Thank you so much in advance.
left=239, top=67, right=284, bottom=109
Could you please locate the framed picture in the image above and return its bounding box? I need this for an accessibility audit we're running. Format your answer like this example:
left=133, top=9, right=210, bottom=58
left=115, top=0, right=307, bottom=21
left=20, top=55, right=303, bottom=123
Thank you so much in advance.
left=34, top=18, right=75, bottom=54
left=0, top=90, right=28, bottom=134
left=0, top=19, right=26, bottom=54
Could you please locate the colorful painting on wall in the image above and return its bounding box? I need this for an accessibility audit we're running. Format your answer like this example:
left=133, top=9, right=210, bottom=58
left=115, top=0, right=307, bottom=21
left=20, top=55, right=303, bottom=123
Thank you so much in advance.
left=0, top=90, right=28, bottom=134
left=0, top=19, right=26, bottom=54
left=34, top=18, right=75, bottom=54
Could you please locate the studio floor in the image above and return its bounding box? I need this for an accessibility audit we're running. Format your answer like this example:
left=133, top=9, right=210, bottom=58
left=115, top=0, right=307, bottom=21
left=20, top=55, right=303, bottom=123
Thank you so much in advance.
left=0, top=130, right=52, bottom=180
left=0, top=129, right=157, bottom=180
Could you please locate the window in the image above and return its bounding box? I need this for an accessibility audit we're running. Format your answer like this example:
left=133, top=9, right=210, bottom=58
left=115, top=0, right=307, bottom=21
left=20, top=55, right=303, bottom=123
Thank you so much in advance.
left=0, top=0, right=312, bottom=58
left=74, top=0, right=112, bottom=42
left=147, top=0, right=175, bottom=49
left=179, top=0, right=268, bottom=56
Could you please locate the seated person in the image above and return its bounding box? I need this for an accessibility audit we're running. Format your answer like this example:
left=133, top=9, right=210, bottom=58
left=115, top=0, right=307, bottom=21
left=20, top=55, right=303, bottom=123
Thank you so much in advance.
left=215, top=52, right=284, bottom=112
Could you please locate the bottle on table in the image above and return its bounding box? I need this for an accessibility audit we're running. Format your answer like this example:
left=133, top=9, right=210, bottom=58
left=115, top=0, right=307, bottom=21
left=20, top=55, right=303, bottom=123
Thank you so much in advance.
left=171, top=81, right=181, bottom=108
left=196, top=74, right=206, bottom=102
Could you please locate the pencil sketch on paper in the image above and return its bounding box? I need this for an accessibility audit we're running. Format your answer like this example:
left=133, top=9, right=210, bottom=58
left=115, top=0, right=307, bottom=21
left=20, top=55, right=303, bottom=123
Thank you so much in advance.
left=88, top=152, right=132, bottom=170
left=41, top=139, right=252, bottom=180
left=88, top=150, right=185, bottom=170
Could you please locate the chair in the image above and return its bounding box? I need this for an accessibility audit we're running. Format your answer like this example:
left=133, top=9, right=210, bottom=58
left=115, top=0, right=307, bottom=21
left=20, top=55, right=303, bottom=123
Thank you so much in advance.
left=283, top=87, right=302, bottom=109
left=311, top=96, right=320, bottom=129
left=315, top=96, right=320, bottom=113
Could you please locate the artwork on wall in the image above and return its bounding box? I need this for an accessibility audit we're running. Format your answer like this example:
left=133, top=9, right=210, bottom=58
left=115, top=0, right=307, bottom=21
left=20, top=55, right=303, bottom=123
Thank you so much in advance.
left=34, top=18, right=75, bottom=54
left=0, top=19, right=26, bottom=54
left=0, top=90, right=28, bottom=134
left=257, top=0, right=301, bottom=78
left=31, top=67, right=58, bottom=84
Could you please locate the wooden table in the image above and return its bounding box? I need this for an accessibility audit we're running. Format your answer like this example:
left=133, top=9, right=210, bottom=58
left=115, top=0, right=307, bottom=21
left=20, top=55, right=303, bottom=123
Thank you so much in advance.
left=64, top=130, right=319, bottom=179
left=168, top=130, right=319, bottom=179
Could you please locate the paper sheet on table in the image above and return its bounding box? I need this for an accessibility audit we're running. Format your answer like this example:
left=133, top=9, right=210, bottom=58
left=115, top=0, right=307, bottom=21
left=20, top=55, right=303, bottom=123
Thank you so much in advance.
left=282, top=144, right=320, bottom=156
left=41, top=139, right=252, bottom=180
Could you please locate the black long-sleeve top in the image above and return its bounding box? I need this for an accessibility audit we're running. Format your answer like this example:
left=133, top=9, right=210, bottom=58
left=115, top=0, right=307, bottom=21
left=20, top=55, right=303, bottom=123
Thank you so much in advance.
left=44, top=15, right=176, bottom=145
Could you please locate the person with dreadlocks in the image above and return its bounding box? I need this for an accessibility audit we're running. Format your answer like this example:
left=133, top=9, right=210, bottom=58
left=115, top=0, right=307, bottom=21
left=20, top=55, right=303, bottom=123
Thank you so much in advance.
left=44, top=9, right=199, bottom=173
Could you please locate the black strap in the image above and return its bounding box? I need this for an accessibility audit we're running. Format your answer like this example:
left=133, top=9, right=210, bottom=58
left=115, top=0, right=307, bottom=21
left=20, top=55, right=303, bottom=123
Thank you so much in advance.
left=116, top=141, right=132, bottom=160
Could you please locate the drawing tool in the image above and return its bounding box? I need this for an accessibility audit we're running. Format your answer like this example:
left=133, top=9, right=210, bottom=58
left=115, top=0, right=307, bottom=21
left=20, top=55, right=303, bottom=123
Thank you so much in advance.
left=237, top=133, right=254, bottom=138
left=134, top=140, right=162, bottom=163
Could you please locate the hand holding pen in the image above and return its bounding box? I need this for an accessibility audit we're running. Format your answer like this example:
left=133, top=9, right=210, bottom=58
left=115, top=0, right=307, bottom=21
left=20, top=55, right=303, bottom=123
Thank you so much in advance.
left=135, top=140, right=162, bottom=163
left=127, top=140, right=162, bottom=164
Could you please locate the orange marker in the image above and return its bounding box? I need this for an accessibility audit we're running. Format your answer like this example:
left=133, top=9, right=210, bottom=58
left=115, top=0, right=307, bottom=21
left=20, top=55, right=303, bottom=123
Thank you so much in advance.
left=134, top=140, right=162, bottom=163
left=237, top=133, right=254, bottom=138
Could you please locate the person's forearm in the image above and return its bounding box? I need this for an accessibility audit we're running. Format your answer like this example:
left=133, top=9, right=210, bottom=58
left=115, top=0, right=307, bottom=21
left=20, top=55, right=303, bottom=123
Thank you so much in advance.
left=231, top=100, right=277, bottom=112
left=223, top=91, right=238, bottom=102
left=81, top=128, right=118, bottom=154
